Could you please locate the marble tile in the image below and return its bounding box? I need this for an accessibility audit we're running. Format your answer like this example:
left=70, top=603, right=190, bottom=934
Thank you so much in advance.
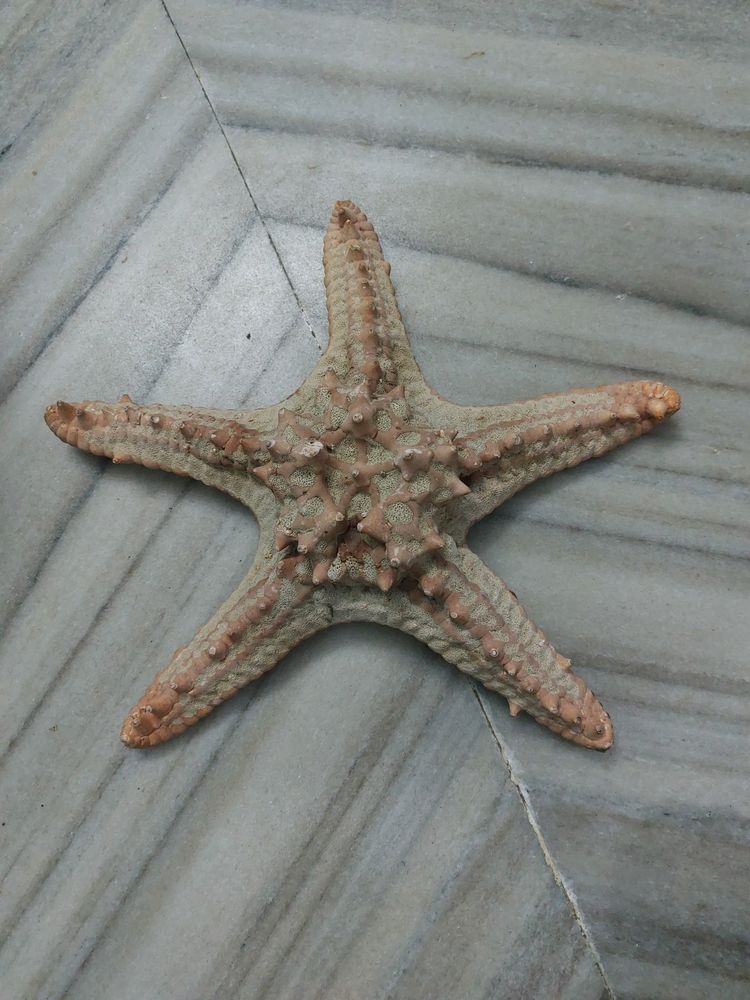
left=7, top=638, right=606, bottom=1000
left=160, top=2, right=750, bottom=997
left=1, top=0, right=214, bottom=401
left=0, top=3, right=608, bottom=999
left=176, top=2, right=750, bottom=194
left=250, top=0, right=750, bottom=64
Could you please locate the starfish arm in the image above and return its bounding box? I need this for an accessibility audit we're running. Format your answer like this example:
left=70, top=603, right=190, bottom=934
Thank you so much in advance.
left=120, top=556, right=332, bottom=747
left=397, top=547, right=613, bottom=749
left=321, top=201, right=433, bottom=400
left=446, top=380, right=680, bottom=529
left=44, top=396, right=275, bottom=503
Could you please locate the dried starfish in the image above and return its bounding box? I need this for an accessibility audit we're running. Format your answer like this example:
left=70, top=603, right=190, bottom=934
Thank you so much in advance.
left=45, top=201, right=680, bottom=750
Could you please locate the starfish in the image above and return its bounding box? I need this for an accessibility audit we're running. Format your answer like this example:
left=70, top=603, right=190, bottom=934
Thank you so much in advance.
left=45, top=201, right=680, bottom=751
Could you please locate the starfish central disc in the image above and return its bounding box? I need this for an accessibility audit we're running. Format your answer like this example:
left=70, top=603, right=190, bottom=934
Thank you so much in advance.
left=255, top=373, right=471, bottom=590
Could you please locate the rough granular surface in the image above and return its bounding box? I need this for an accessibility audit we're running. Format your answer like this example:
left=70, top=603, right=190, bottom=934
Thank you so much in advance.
left=45, top=201, right=681, bottom=751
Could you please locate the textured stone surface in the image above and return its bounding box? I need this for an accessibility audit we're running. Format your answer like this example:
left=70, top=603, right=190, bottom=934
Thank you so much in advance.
left=1, top=4, right=607, bottom=1000
left=2, top=1, right=748, bottom=998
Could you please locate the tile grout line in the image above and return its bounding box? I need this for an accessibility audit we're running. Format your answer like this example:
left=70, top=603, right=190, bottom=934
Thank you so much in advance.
left=158, top=0, right=325, bottom=353
left=470, top=683, right=617, bottom=1000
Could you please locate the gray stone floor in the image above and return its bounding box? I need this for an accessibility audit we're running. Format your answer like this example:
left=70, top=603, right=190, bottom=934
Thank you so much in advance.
left=2, top=2, right=748, bottom=998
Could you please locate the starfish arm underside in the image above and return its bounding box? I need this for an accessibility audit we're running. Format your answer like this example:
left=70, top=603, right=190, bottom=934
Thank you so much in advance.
left=446, top=379, right=680, bottom=530
left=121, top=557, right=332, bottom=747
left=321, top=201, right=434, bottom=402
left=44, top=397, right=276, bottom=504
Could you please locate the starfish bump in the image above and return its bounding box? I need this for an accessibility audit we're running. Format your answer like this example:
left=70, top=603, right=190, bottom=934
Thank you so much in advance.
left=45, top=200, right=680, bottom=751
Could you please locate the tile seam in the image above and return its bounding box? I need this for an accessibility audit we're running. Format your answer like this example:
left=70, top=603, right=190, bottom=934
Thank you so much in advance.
left=471, top=682, right=617, bottom=1000
left=158, top=0, right=325, bottom=353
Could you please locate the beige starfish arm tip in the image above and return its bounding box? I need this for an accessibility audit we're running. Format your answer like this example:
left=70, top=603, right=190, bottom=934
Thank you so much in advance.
left=44, top=396, right=274, bottom=494
left=401, top=549, right=615, bottom=750
left=121, top=563, right=331, bottom=748
left=445, top=379, right=681, bottom=531
left=504, top=672, right=614, bottom=751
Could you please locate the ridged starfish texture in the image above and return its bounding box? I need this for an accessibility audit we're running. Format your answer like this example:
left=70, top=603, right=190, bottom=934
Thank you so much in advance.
left=45, top=201, right=680, bottom=751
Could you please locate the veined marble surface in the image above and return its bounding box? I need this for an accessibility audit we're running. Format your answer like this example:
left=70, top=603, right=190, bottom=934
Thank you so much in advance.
left=1, top=2, right=748, bottom=998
